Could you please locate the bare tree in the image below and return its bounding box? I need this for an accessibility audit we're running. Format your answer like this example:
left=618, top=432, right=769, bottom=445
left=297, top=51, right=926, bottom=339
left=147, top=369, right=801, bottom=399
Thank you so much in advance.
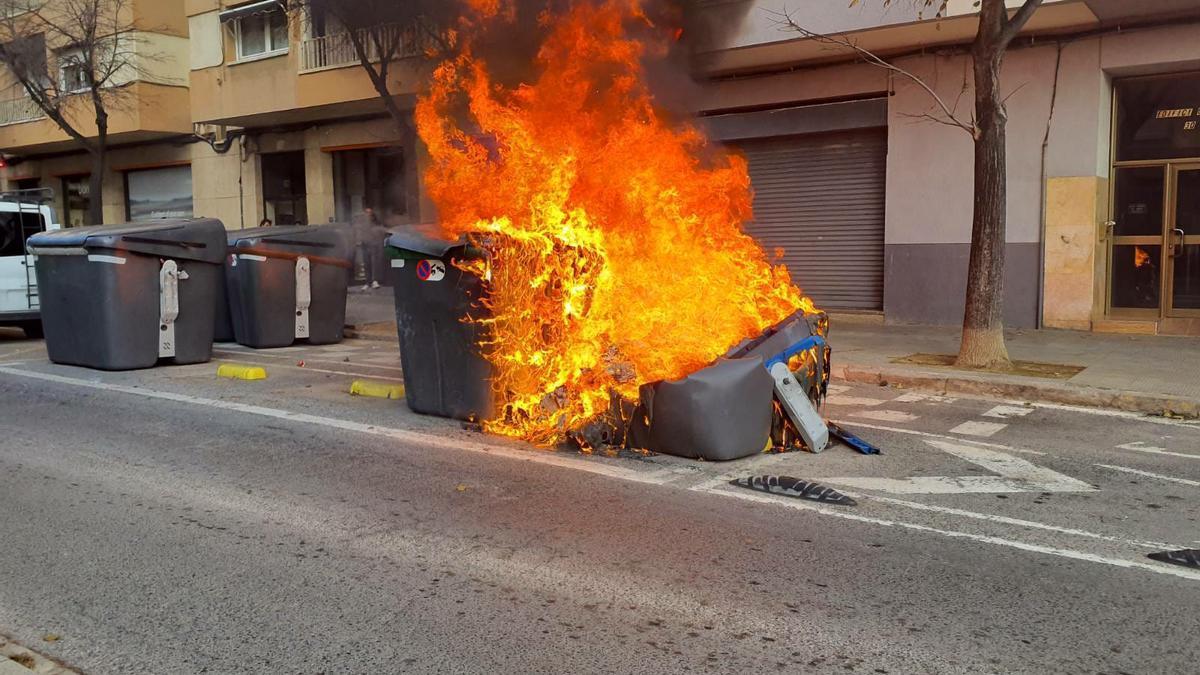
left=299, top=0, right=454, bottom=134
left=776, top=0, right=1044, bottom=369
left=0, top=0, right=143, bottom=225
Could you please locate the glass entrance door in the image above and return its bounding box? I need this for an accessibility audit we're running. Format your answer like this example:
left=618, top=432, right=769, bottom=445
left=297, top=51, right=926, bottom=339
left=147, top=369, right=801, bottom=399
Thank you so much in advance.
left=1167, top=166, right=1200, bottom=316
left=1109, top=166, right=1165, bottom=313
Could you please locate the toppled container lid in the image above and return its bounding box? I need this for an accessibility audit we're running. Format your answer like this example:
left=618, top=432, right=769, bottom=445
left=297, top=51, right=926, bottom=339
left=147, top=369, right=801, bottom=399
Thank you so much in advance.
left=726, top=309, right=828, bottom=363
left=628, top=356, right=775, bottom=461
left=27, top=218, right=227, bottom=264
left=229, top=224, right=353, bottom=265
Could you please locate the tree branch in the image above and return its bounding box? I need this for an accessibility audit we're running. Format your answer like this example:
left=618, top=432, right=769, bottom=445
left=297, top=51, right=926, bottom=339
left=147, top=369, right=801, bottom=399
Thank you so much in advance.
left=1000, top=0, right=1045, bottom=46
left=768, top=7, right=978, bottom=138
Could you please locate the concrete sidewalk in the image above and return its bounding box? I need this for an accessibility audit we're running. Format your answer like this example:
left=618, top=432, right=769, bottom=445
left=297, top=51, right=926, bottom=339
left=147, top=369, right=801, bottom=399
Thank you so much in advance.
left=830, top=314, right=1200, bottom=418
left=341, top=290, right=1200, bottom=417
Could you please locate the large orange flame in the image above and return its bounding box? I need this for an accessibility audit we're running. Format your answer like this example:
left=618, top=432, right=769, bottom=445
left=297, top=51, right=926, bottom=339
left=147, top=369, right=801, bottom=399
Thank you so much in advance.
left=416, top=0, right=815, bottom=443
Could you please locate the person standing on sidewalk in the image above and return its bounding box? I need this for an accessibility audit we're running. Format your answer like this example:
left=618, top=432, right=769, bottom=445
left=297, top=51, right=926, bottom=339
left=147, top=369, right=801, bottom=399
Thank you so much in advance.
left=352, top=207, right=387, bottom=289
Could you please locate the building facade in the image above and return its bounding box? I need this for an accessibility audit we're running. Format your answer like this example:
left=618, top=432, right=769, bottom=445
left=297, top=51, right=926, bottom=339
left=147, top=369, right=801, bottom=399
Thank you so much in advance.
left=690, top=0, right=1200, bottom=336
left=3, top=0, right=1199, bottom=335
left=0, top=0, right=429, bottom=231
left=0, top=0, right=195, bottom=226
left=186, top=0, right=429, bottom=229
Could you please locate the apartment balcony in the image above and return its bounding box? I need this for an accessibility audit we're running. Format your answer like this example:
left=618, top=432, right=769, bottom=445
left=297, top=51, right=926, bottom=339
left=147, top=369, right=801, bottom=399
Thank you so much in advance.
left=0, top=82, right=191, bottom=155
left=298, top=23, right=425, bottom=73
left=0, top=96, right=45, bottom=127
left=191, top=22, right=431, bottom=128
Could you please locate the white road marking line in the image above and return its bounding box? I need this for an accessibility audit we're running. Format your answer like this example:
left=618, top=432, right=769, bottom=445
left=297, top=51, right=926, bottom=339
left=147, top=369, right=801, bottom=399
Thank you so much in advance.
left=950, top=421, right=1008, bottom=438
left=983, top=404, right=1035, bottom=419
left=825, top=475, right=1031, bottom=494
left=686, top=453, right=802, bottom=492
left=825, top=396, right=889, bottom=407
left=895, top=392, right=958, bottom=404
left=0, top=360, right=28, bottom=367
left=851, top=410, right=918, bottom=423
left=825, top=420, right=1046, bottom=456
left=1096, top=464, right=1200, bottom=487
left=0, top=366, right=666, bottom=486
left=697, top=485, right=1200, bottom=582
left=213, top=348, right=406, bottom=374
left=824, top=439, right=1094, bottom=495
left=855, top=494, right=1176, bottom=550
left=1116, top=441, right=1200, bottom=460
left=826, top=384, right=850, bottom=395
left=1029, top=401, right=1200, bottom=429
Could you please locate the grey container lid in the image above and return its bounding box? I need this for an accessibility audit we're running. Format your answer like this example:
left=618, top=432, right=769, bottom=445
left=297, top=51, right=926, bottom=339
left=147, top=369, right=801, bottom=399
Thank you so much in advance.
left=384, top=226, right=466, bottom=258
left=27, top=218, right=227, bottom=264
left=229, top=224, right=352, bottom=261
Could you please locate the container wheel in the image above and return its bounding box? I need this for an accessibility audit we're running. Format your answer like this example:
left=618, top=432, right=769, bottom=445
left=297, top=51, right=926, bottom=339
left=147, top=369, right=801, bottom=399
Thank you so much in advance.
left=20, top=320, right=43, bottom=339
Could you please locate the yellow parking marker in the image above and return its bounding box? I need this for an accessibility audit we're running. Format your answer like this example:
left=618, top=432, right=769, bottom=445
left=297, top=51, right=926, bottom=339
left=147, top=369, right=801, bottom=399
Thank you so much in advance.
left=217, top=363, right=268, bottom=381
left=350, top=379, right=406, bottom=400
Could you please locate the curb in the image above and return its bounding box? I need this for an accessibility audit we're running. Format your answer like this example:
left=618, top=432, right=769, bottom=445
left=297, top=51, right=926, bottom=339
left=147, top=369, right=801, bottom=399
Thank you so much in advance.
left=0, top=634, right=77, bottom=675
left=833, top=363, right=1200, bottom=418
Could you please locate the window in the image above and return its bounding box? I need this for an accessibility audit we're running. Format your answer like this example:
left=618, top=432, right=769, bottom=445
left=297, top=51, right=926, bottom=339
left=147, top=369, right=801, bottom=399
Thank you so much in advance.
left=333, top=146, right=407, bottom=222
left=261, top=151, right=307, bottom=225
left=2, top=0, right=36, bottom=18
left=57, top=47, right=88, bottom=93
left=125, top=166, right=193, bottom=221
left=61, top=175, right=90, bottom=227
left=0, top=210, right=46, bottom=257
left=234, top=8, right=288, bottom=60
left=1115, top=72, right=1200, bottom=162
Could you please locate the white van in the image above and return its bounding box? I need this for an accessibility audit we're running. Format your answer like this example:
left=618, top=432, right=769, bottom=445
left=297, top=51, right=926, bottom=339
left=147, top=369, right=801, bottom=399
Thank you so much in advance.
left=0, top=188, right=61, bottom=337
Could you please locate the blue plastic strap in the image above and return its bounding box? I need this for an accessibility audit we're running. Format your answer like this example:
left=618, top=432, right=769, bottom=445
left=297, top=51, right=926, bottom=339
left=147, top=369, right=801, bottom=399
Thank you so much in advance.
left=763, top=335, right=827, bottom=370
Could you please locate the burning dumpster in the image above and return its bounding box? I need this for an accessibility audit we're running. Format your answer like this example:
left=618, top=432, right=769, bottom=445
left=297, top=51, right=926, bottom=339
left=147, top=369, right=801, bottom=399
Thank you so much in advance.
left=385, top=229, right=494, bottom=422
left=386, top=0, right=835, bottom=457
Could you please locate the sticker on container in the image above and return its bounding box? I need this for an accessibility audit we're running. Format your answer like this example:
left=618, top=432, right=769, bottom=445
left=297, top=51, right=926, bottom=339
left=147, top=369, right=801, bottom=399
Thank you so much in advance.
left=87, top=254, right=126, bottom=265
left=416, top=259, right=446, bottom=282
left=238, top=253, right=267, bottom=262
left=390, top=259, right=405, bottom=268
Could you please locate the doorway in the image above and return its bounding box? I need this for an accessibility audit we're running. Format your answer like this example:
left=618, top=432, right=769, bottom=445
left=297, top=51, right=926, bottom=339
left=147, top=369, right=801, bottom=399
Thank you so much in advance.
left=1108, top=164, right=1200, bottom=319
left=1107, top=72, right=1200, bottom=330
left=332, top=146, right=406, bottom=223
left=1169, top=165, right=1200, bottom=316
left=260, top=151, right=307, bottom=226
left=60, top=174, right=90, bottom=227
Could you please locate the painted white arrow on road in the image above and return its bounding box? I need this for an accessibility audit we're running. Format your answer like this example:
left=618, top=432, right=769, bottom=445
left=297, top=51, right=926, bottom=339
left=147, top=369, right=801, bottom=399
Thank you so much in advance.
left=823, top=439, right=1097, bottom=494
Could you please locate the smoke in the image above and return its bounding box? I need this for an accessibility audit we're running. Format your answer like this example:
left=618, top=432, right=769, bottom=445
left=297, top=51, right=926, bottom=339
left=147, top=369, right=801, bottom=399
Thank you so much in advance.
left=439, top=0, right=726, bottom=117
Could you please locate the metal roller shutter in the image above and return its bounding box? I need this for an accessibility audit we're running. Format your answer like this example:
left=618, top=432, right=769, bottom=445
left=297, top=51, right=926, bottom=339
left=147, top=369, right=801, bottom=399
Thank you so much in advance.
left=733, top=129, right=887, bottom=311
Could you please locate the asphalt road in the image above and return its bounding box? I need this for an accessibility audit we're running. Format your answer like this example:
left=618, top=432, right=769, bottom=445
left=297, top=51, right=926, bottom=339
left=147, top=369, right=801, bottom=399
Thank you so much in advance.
left=1, top=333, right=1199, bottom=674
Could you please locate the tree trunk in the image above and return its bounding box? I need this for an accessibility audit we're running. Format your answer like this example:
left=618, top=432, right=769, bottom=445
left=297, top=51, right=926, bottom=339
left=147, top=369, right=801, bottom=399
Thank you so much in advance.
left=957, top=5, right=1013, bottom=369
left=87, top=146, right=105, bottom=226
left=87, top=109, right=109, bottom=226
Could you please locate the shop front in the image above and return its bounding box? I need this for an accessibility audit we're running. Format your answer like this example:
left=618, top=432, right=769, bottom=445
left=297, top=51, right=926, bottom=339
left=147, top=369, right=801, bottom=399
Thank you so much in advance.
left=1108, top=72, right=1200, bottom=334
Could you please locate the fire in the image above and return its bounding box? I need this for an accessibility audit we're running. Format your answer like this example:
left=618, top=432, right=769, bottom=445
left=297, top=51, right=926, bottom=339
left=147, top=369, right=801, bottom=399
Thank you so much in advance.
left=1134, top=246, right=1152, bottom=268
left=415, top=0, right=815, bottom=443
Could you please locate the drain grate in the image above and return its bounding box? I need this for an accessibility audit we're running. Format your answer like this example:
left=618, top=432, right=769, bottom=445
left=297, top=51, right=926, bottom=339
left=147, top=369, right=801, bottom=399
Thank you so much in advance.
left=731, top=475, right=856, bottom=506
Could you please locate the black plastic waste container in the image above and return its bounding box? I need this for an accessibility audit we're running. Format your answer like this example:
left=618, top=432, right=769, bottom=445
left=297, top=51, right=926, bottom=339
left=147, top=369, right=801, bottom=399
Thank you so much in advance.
left=385, top=229, right=494, bottom=421
left=226, top=224, right=353, bottom=348
left=27, top=218, right=226, bottom=370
